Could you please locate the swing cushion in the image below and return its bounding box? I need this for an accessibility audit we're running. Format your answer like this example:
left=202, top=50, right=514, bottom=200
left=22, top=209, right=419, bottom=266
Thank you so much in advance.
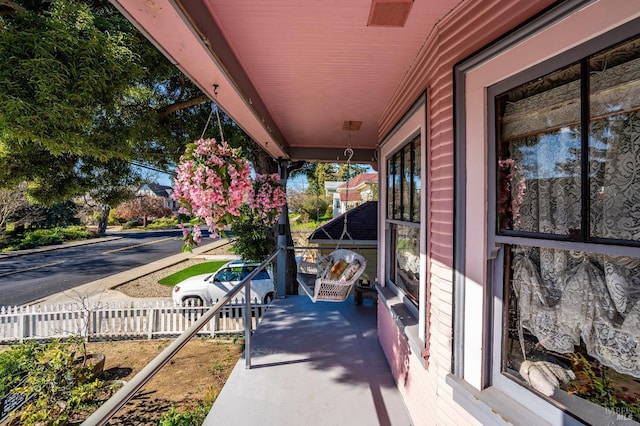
left=337, top=262, right=362, bottom=282
left=327, top=260, right=348, bottom=280
left=314, top=249, right=367, bottom=302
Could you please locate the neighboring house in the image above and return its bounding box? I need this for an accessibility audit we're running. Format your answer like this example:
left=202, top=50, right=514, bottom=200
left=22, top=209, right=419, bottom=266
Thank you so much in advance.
left=323, top=181, right=344, bottom=198
left=308, top=200, right=377, bottom=283
left=324, top=181, right=345, bottom=217
left=333, top=172, right=377, bottom=216
left=135, top=183, right=178, bottom=212
left=108, top=2, right=640, bottom=425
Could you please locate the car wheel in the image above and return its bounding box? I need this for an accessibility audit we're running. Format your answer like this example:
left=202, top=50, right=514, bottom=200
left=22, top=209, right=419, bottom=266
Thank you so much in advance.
left=263, top=292, right=274, bottom=304
left=182, top=297, right=204, bottom=319
left=183, top=297, right=203, bottom=307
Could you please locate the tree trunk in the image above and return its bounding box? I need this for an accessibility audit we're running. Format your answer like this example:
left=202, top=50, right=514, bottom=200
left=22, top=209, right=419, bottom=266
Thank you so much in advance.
left=98, top=205, right=110, bottom=235
left=284, top=213, right=298, bottom=295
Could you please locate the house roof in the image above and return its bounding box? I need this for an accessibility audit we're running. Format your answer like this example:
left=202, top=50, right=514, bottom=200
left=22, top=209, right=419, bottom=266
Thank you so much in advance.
left=139, top=183, right=173, bottom=197
left=337, top=172, right=377, bottom=201
left=337, top=172, right=378, bottom=192
left=340, top=191, right=363, bottom=202
left=108, top=0, right=461, bottom=164
left=324, top=181, right=345, bottom=193
left=309, top=201, right=377, bottom=242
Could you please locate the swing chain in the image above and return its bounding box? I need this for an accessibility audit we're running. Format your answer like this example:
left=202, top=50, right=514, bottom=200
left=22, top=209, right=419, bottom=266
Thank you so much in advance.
left=315, top=126, right=358, bottom=251
left=338, top=134, right=356, bottom=249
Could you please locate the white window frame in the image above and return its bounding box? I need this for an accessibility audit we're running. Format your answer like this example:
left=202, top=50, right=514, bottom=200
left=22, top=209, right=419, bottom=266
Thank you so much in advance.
left=378, top=94, right=428, bottom=360
left=453, top=1, right=640, bottom=424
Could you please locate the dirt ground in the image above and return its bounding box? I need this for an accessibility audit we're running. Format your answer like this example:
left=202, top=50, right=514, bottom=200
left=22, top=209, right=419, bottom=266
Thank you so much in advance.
left=88, top=338, right=243, bottom=425
left=81, top=242, right=244, bottom=423
left=6, top=237, right=313, bottom=424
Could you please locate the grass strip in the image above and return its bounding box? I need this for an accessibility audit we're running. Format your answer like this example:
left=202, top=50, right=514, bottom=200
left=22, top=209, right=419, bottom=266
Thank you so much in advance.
left=159, top=261, right=226, bottom=286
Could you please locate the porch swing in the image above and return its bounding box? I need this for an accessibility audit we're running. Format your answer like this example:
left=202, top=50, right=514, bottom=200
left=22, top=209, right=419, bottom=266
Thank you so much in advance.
left=297, top=134, right=367, bottom=303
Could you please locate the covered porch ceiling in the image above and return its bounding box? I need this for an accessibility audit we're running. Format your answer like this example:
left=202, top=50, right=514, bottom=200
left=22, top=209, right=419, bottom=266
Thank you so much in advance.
left=110, top=0, right=459, bottom=164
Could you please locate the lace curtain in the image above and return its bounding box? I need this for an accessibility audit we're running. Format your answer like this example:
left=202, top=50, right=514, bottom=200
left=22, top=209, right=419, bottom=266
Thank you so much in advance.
left=507, top=112, right=640, bottom=377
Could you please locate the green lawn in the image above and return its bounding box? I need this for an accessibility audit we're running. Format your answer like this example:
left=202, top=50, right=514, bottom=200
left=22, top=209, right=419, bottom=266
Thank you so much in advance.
left=159, top=261, right=226, bottom=286
left=290, top=219, right=330, bottom=233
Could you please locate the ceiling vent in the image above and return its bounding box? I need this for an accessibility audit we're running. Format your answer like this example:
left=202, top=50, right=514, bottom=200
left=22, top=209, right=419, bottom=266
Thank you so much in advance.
left=367, top=0, right=413, bottom=27
left=343, top=121, right=362, bottom=131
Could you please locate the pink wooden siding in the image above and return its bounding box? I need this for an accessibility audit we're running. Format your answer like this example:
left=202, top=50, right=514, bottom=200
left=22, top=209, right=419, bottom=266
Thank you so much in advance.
left=376, top=0, right=556, bottom=423
left=379, top=300, right=479, bottom=425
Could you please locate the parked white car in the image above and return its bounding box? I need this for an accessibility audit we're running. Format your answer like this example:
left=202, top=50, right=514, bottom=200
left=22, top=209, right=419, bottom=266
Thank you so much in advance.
left=172, top=260, right=274, bottom=306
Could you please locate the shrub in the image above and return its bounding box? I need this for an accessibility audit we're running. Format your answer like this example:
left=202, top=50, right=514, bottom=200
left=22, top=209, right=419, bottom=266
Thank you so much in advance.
left=121, top=219, right=142, bottom=230
left=3, top=339, right=111, bottom=425
left=1, top=226, right=89, bottom=252
left=147, top=217, right=179, bottom=230
left=325, top=203, right=334, bottom=218
left=61, top=225, right=90, bottom=241
left=230, top=219, right=273, bottom=262
left=107, top=208, right=124, bottom=226
left=0, top=347, right=26, bottom=399
left=299, top=195, right=329, bottom=222
left=17, top=228, right=65, bottom=249
left=159, top=386, right=219, bottom=426
left=158, top=403, right=209, bottom=426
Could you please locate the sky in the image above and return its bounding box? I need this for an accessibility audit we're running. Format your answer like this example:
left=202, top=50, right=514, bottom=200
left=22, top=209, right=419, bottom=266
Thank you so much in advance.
left=140, top=163, right=372, bottom=192
left=139, top=165, right=309, bottom=192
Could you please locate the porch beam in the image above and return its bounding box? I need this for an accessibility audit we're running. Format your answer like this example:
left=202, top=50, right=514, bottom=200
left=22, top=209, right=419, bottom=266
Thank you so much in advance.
left=173, top=0, right=289, bottom=156
left=288, top=147, right=378, bottom=164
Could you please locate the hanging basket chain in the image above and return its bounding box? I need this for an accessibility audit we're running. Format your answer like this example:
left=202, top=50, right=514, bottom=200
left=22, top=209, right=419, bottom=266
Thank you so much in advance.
left=199, top=106, right=213, bottom=139
left=198, top=84, right=224, bottom=141
left=213, top=84, right=225, bottom=142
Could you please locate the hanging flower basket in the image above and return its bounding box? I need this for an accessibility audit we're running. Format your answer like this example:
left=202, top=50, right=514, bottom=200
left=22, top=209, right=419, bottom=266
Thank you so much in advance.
left=173, top=138, right=286, bottom=249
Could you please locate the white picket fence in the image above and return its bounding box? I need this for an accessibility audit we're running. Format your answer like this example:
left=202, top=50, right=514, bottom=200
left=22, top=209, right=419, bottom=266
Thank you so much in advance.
left=0, top=300, right=269, bottom=343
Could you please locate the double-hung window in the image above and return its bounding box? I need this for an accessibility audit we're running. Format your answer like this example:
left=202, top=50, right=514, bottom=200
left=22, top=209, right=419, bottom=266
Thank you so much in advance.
left=380, top=95, right=427, bottom=360
left=387, top=135, right=421, bottom=305
left=493, top=32, right=640, bottom=423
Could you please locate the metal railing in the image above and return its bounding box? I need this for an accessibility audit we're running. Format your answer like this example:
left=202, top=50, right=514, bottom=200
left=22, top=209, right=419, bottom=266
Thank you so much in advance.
left=84, top=248, right=281, bottom=426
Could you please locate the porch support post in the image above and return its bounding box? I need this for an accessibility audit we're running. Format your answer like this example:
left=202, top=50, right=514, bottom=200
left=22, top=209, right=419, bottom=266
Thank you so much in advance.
left=276, top=160, right=288, bottom=299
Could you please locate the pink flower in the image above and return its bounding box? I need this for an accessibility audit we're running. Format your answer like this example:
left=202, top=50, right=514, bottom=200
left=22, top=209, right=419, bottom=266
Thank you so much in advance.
left=173, top=138, right=287, bottom=250
left=498, top=159, right=527, bottom=230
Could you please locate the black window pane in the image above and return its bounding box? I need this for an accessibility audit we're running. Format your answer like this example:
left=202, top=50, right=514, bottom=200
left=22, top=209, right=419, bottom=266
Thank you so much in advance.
left=393, top=153, right=402, bottom=219
left=402, top=144, right=412, bottom=221
left=413, top=138, right=421, bottom=223
left=393, top=223, right=420, bottom=305
left=504, top=244, right=640, bottom=423
left=589, top=37, right=640, bottom=242
left=497, top=64, right=582, bottom=236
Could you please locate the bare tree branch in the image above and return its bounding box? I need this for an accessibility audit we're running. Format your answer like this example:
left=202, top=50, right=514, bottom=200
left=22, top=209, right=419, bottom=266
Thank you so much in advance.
left=159, top=95, right=209, bottom=117
left=0, top=0, right=27, bottom=14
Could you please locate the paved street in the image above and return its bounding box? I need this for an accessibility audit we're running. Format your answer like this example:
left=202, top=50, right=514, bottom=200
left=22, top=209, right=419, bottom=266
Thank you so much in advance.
left=0, top=229, right=209, bottom=306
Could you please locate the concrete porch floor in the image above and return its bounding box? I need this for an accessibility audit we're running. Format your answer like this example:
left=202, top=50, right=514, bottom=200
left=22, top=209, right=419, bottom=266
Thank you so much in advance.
left=204, top=295, right=412, bottom=425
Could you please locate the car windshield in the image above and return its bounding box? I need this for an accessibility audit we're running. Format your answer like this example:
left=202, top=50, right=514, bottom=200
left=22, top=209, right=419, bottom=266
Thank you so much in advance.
left=214, top=267, right=243, bottom=282
left=212, top=264, right=268, bottom=282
